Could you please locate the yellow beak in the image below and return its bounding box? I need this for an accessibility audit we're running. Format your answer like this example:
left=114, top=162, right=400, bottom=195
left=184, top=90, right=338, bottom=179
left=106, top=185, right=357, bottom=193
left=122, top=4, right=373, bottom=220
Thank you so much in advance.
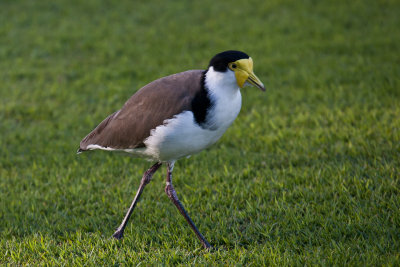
left=229, top=57, right=265, bottom=91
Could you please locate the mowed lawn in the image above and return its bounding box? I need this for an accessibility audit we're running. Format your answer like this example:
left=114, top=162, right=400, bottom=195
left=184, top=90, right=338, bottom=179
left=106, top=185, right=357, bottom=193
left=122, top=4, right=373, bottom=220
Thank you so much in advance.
left=1, top=0, right=399, bottom=265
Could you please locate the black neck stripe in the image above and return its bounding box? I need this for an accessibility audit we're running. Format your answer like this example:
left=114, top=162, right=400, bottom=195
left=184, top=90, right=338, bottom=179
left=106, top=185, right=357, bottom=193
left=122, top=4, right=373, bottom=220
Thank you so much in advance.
left=191, top=71, right=213, bottom=127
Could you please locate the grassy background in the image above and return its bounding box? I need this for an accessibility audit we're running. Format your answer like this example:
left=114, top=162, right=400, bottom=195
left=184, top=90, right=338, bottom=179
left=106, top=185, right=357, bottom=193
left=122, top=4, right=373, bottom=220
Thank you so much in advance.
left=1, top=0, right=399, bottom=265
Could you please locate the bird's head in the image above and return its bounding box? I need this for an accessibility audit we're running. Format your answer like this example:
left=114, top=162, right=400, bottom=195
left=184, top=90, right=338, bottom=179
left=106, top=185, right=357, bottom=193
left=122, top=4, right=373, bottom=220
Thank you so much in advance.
left=208, top=50, right=265, bottom=91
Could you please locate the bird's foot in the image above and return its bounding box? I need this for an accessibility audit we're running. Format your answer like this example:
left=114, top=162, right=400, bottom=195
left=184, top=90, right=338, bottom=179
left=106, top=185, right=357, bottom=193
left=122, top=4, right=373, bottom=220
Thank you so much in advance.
left=112, top=229, right=124, bottom=240
left=203, top=242, right=213, bottom=251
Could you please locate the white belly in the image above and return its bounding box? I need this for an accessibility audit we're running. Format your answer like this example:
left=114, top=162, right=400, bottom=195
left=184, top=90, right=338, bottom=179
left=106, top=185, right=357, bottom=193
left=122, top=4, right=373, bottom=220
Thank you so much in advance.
left=139, top=89, right=242, bottom=162
left=140, top=112, right=223, bottom=161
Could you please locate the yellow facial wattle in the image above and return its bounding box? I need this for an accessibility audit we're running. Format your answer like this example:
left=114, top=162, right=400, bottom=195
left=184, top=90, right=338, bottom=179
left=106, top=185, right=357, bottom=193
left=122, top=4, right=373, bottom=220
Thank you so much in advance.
left=228, top=57, right=265, bottom=91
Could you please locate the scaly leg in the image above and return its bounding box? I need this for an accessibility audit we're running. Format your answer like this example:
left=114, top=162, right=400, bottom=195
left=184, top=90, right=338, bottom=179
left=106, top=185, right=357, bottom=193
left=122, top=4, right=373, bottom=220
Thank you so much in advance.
left=113, top=162, right=162, bottom=239
left=164, top=162, right=211, bottom=249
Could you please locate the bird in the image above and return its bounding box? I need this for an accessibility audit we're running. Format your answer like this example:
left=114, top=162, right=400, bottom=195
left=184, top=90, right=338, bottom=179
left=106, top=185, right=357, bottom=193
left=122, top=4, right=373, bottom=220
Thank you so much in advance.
left=77, top=50, right=265, bottom=249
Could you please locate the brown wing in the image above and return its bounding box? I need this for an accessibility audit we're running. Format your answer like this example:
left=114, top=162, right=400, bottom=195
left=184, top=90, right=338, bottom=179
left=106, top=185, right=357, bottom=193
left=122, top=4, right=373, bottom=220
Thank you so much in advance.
left=79, top=70, right=204, bottom=151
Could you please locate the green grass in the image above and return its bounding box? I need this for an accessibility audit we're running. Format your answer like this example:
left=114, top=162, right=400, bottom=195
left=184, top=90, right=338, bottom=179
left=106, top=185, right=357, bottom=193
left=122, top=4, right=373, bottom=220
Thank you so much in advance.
left=1, top=0, right=399, bottom=265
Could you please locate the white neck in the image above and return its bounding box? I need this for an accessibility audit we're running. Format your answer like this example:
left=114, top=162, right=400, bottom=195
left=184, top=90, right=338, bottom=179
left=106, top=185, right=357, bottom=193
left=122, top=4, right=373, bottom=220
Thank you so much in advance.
left=202, top=66, right=242, bottom=130
left=205, top=66, right=239, bottom=94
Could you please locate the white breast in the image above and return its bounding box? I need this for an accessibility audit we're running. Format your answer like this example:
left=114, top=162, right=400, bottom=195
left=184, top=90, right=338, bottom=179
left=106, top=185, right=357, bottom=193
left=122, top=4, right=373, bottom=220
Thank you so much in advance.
left=138, top=67, right=242, bottom=162
left=204, top=66, right=242, bottom=130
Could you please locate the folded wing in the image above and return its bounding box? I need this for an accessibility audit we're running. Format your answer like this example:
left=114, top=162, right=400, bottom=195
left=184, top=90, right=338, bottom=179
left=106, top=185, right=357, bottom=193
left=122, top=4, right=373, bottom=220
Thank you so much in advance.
left=79, top=70, right=204, bottom=151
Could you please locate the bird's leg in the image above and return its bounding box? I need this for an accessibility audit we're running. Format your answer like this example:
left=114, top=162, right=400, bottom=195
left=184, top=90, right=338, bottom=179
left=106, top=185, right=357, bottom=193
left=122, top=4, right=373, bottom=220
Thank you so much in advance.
left=113, top=162, right=162, bottom=240
left=164, top=162, right=212, bottom=249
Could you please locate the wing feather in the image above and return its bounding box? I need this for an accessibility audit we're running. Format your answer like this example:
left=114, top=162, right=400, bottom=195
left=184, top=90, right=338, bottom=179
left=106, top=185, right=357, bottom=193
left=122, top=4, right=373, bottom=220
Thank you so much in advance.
left=79, top=70, right=204, bottom=151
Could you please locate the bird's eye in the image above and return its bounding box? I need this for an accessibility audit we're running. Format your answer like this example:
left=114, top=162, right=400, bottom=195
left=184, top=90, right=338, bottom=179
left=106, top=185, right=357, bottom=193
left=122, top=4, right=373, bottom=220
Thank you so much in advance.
left=229, top=63, right=237, bottom=71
